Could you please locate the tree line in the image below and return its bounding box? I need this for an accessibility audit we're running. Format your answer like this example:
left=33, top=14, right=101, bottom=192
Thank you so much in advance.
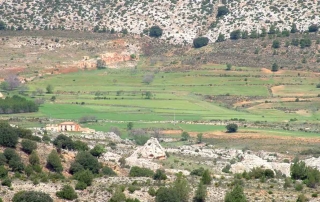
left=0, top=95, right=38, bottom=114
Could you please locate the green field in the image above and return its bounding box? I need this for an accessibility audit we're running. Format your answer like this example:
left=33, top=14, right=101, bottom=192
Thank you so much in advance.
left=8, top=65, right=315, bottom=125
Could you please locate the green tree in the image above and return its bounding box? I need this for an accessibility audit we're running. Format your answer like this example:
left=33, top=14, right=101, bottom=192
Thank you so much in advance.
left=173, top=172, right=190, bottom=202
left=309, top=24, right=318, bottom=33
left=56, top=185, right=78, bottom=200
left=197, top=133, right=203, bottom=143
left=29, top=151, right=40, bottom=166
left=156, top=187, right=179, bottom=202
left=0, top=122, right=19, bottom=148
left=230, top=30, right=241, bottom=40
left=272, top=40, right=280, bottom=48
left=46, top=150, right=63, bottom=173
left=217, top=6, right=229, bottom=17
left=13, top=191, right=53, bottom=202
left=129, top=166, right=154, bottom=177
left=181, top=131, right=190, bottom=141
left=216, top=33, right=225, bottom=42
left=0, top=21, right=6, bottom=30
left=53, top=134, right=74, bottom=150
left=69, top=162, right=84, bottom=174
left=201, top=169, right=212, bottom=185
left=291, top=23, right=298, bottom=33
left=127, top=122, right=134, bottom=130
left=271, top=63, right=279, bottom=72
left=226, top=123, right=238, bottom=133
left=96, top=59, right=107, bottom=69
left=110, top=187, right=126, bottom=202
left=21, top=139, right=37, bottom=154
left=145, top=91, right=152, bottom=99
left=0, top=166, right=8, bottom=179
left=101, top=166, right=117, bottom=176
left=193, top=181, right=207, bottom=202
left=153, top=169, right=167, bottom=180
left=46, top=84, right=54, bottom=94
left=74, top=169, right=94, bottom=186
left=74, top=151, right=100, bottom=174
left=149, top=26, right=163, bottom=38
left=193, top=37, right=209, bottom=48
left=90, top=144, right=106, bottom=157
left=224, top=184, right=247, bottom=202
left=226, top=63, right=232, bottom=70
left=73, top=140, right=89, bottom=151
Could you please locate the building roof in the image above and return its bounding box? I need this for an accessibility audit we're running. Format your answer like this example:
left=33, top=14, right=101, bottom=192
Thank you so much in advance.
left=59, top=122, right=78, bottom=125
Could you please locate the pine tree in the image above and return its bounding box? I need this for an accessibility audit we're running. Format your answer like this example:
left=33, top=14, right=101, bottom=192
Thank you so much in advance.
left=193, top=181, right=207, bottom=202
left=224, top=184, right=247, bottom=202
left=46, top=150, right=63, bottom=173
left=201, top=169, right=212, bottom=185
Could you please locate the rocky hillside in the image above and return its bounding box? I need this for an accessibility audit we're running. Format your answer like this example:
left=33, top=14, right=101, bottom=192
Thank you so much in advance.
left=0, top=0, right=319, bottom=44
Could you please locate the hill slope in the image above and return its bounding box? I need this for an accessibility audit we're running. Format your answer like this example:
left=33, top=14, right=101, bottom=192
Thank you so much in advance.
left=0, top=0, right=319, bottom=44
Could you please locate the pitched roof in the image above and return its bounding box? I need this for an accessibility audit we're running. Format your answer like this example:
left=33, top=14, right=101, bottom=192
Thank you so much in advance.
left=59, top=122, right=78, bottom=125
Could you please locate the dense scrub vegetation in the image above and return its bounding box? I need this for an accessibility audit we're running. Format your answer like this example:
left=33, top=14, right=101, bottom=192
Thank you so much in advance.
left=0, top=95, right=38, bottom=114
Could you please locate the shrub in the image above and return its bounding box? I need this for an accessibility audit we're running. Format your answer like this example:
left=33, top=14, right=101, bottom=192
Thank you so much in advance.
left=74, top=170, right=93, bottom=186
left=73, top=140, right=89, bottom=151
left=110, top=187, right=126, bottom=202
left=264, top=169, right=275, bottom=178
left=230, top=30, right=241, bottom=40
left=181, top=131, right=190, bottom=141
left=153, top=169, right=167, bottom=180
left=193, top=37, right=209, bottom=48
left=74, top=151, right=100, bottom=174
left=193, top=181, right=207, bottom=202
left=222, top=165, right=231, bottom=173
left=69, top=162, right=84, bottom=174
left=316, top=83, right=320, bottom=88
left=90, top=144, right=106, bottom=157
left=191, top=167, right=205, bottom=176
left=1, top=178, right=11, bottom=187
left=53, top=134, right=74, bottom=150
left=96, top=59, right=107, bottom=69
left=129, top=166, right=154, bottom=177
left=148, top=187, right=156, bottom=196
left=217, top=6, right=229, bottom=17
left=21, top=140, right=37, bottom=154
left=149, top=26, right=163, bottom=38
left=201, top=169, right=212, bottom=185
left=29, top=151, right=40, bottom=166
left=309, top=24, right=319, bottom=33
left=12, top=191, right=53, bottom=202
left=271, top=63, right=279, bottom=72
left=102, top=166, right=117, bottom=176
left=224, top=184, right=247, bottom=202
left=295, top=183, right=303, bottom=191
left=9, top=158, right=24, bottom=173
left=75, top=181, right=87, bottom=190
left=0, top=153, right=6, bottom=166
left=0, top=122, right=19, bottom=147
left=133, top=135, right=150, bottom=145
left=4, top=148, right=19, bottom=161
left=0, top=166, right=8, bottom=179
left=128, top=185, right=140, bottom=193
left=226, top=124, right=238, bottom=133
left=297, top=194, right=307, bottom=202
left=272, top=40, right=280, bottom=48
left=46, top=150, right=63, bottom=173
left=156, top=187, right=179, bottom=202
left=56, top=185, right=78, bottom=200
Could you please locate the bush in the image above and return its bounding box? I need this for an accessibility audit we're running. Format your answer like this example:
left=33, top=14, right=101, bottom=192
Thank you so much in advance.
left=148, top=187, right=156, bottom=196
left=21, top=140, right=37, bottom=154
left=12, top=191, right=53, bottom=202
left=0, top=122, right=19, bottom=148
left=110, top=187, right=126, bottom=202
left=0, top=153, right=6, bottom=166
left=193, top=181, right=207, bottom=202
left=149, top=26, right=163, bottom=38
left=74, top=170, right=94, bottom=186
left=0, top=166, right=8, bottom=179
left=271, top=63, right=279, bottom=72
left=75, top=181, right=87, bottom=190
left=29, top=151, right=40, bottom=166
left=191, top=167, right=205, bottom=176
left=69, top=162, right=84, bottom=174
left=272, top=40, right=280, bottom=48
left=201, top=169, right=212, bottom=185
left=222, top=165, right=231, bottom=173
left=230, top=30, right=241, bottom=40
left=295, top=183, right=303, bottom=191
left=156, top=187, right=179, bottom=202
left=74, top=151, right=100, bottom=174
left=73, top=140, right=89, bottom=151
left=1, top=178, right=11, bottom=187
left=217, top=6, right=229, bottom=17
left=46, top=150, right=63, bottom=173
left=226, top=124, right=238, bottom=133
left=193, top=37, right=209, bottom=48
left=309, top=24, right=319, bottom=33
left=53, top=134, right=74, bottom=150
left=133, top=135, right=150, bottom=145
left=128, top=185, right=140, bottom=193
left=96, top=59, right=107, bottom=69
left=56, top=185, right=78, bottom=200
left=101, top=166, right=117, bottom=176
left=9, top=158, right=24, bottom=173
left=4, top=148, right=19, bottom=161
left=153, top=169, right=167, bottom=180
left=224, top=184, right=247, bottom=202
left=90, top=144, right=106, bottom=157
left=181, top=131, right=190, bottom=141
left=129, top=166, right=154, bottom=177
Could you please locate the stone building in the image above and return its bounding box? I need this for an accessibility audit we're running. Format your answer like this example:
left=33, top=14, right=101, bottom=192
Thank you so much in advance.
left=58, top=122, right=81, bottom=131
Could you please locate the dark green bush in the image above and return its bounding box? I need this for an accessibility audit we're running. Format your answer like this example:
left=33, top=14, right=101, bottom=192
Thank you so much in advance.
left=56, top=185, right=78, bottom=200
left=46, top=150, right=63, bottom=173
left=4, top=148, right=19, bottom=161
left=0, top=153, right=6, bottom=166
left=69, top=162, right=84, bottom=174
left=21, top=139, right=37, bottom=154
left=53, top=134, right=74, bottom=150
left=74, top=151, right=100, bottom=174
left=193, top=37, right=209, bottom=48
left=191, top=167, right=205, bottom=176
left=75, top=181, right=87, bottom=190
left=226, top=123, right=238, bottom=133
left=129, top=166, right=154, bottom=177
left=0, top=166, right=8, bottom=179
left=29, top=151, right=40, bottom=166
left=149, top=26, right=163, bottom=38
left=1, top=178, right=11, bottom=187
left=0, top=122, right=19, bottom=148
left=74, top=170, right=93, bottom=186
left=73, top=140, right=89, bottom=151
left=101, top=166, right=117, bottom=176
left=9, top=158, right=24, bottom=173
left=153, top=169, right=167, bottom=180
left=90, top=144, right=106, bottom=157
left=148, top=187, right=156, bottom=196
left=156, top=187, right=179, bottom=202
left=12, top=191, right=53, bottom=202
left=224, top=184, right=247, bottom=202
